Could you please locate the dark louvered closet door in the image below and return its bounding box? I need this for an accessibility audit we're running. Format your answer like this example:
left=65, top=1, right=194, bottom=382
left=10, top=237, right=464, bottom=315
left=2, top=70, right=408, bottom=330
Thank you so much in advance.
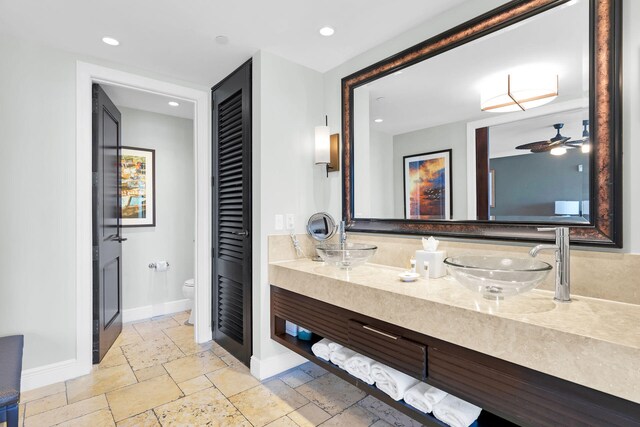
left=212, top=60, right=252, bottom=366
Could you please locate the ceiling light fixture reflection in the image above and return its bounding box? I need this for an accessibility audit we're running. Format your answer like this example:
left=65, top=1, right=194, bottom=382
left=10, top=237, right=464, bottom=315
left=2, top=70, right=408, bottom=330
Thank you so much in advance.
left=168, top=101, right=179, bottom=107
left=481, top=73, right=558, bottom=113
left=319, top=26, right=335, bottom=36
left=102, top=37, right=120, bottom=46
left=550, top=147, right=567, bottom=156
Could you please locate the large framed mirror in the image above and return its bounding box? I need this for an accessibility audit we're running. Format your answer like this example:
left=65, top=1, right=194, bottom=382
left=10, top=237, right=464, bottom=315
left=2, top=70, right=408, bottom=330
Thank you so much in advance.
left=342, top=0, right=621, bottom=247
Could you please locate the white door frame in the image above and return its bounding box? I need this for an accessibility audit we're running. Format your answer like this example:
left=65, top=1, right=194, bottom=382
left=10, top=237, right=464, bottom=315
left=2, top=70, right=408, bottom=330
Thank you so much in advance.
left=76, top=61, right=212, bottom=373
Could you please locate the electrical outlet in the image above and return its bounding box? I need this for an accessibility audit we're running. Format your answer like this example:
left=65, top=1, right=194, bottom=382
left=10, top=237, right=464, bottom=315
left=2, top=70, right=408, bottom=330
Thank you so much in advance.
left=285, top=214, right=295, bottom=230
left=275, top=214, right=284, bottom=230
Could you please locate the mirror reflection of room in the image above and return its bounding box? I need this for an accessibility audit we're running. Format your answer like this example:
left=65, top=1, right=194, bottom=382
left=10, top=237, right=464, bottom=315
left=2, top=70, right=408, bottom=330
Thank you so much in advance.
left=353, top=0, right=590, bottom=224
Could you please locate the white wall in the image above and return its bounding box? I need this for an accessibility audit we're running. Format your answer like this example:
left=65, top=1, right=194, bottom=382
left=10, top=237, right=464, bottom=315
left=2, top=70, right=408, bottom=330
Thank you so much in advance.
left=370, top=130, right=394, bottom=218
left=353, top=86, right=371, bottom=217
left=252, top=51, right=326, bottom=371
left=323, top=0, right=640, bottom=253
left=0, top=33, right=207, bottom=370
left=119, top=107, right=194, bottom=311
left=393, top=121, right=468, bottom=219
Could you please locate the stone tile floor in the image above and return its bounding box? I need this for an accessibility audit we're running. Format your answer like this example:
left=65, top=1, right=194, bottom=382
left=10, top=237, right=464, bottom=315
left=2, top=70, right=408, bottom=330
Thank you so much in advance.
left=11, top=311, right=423, bottom=427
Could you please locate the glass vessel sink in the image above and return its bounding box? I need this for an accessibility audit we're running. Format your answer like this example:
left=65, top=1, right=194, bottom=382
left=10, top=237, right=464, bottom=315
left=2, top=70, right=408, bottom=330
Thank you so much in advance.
left=316, top=243, right=377, bottom=270
left=444, top=255, right=552, bottom=300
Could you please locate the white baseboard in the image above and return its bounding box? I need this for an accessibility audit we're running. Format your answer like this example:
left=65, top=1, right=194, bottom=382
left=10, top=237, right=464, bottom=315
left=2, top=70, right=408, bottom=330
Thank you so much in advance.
left=123, top=299, right=192, bottom=323
left=250, top=350, right=306, bottom=381
left=21, top=359, right=91, bottom=392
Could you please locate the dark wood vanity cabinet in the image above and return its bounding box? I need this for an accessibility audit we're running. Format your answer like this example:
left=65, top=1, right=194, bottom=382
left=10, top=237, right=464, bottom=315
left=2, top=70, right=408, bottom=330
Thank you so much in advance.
left=270, top=286, right=640, bottom=427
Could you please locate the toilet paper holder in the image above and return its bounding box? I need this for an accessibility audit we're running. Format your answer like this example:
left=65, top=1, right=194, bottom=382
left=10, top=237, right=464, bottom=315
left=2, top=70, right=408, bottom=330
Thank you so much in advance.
left=148, top=262, right=170, bottom=269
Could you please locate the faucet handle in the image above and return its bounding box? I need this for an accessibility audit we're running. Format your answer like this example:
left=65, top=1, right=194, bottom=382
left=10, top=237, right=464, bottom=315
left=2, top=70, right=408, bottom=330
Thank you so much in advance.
left=537, top=227, right=570, bottom=243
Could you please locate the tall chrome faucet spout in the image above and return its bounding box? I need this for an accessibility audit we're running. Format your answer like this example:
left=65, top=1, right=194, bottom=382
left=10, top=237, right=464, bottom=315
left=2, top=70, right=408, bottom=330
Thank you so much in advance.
left=529, top=244, right=558, bottom=257
left=530, top=227, right=571, bottom=303
left=338, top=221, right=347, bottom=245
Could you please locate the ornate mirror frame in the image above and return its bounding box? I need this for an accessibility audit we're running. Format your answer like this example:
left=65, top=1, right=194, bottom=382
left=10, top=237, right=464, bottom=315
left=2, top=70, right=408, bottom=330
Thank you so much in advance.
left=342, top=0, right=622, bottom=247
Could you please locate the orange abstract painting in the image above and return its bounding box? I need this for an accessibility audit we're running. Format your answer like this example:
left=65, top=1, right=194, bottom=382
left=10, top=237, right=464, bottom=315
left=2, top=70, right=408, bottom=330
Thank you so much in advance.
left=404, top=150, right=451, bottom=220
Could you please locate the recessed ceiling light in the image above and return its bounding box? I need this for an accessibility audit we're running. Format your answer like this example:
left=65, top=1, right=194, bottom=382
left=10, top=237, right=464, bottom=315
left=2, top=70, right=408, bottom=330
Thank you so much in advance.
left=319, top=26, right=335, bottom=37
left=376, top=97, right=385, bottom=102
left=102, top=37, right=120, bottom=46
left=168, top=101, right=179, bottom=107
left=394, top=71, right=403, bottom=76
left=374, top=118, right=383, bottom=123
left=215, top=35, right=229, bottom=45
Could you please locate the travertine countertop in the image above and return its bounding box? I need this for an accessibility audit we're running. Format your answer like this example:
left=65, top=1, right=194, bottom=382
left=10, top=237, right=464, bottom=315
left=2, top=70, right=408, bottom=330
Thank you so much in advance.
left=269, top=259, right=640, bottom=404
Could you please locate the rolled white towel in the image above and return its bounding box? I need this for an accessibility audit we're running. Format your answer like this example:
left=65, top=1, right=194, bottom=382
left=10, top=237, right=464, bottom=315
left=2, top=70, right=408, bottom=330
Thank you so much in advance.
left=344, top=354, right=375, bottom=385
left=404, top=382, right=448, bottom=414
left=432, top=394, right=482, bottom=427
left=329, top=347, right=357, bottom=369
left=371, top=363, right=419, bottom=401
left=310, top=338, right=332, bottom=361
left=328, top=342, right=343, bottom=352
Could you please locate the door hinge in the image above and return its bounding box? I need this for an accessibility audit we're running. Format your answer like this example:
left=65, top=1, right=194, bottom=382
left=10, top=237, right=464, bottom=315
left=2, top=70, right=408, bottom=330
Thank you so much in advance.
left=92, top=172, right=98, bottom=187
left=92, top=98, right=99, bottom=114
left=92, top=246, right=99, bottom=261
left=211, top=176, right=215, bottom=187
left=93, top=319, right=99, bottom=335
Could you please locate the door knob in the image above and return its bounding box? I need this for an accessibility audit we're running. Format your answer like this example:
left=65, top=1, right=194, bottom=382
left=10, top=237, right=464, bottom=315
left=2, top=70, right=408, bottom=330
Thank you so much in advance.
left=233, top=230, right=249, bottom=237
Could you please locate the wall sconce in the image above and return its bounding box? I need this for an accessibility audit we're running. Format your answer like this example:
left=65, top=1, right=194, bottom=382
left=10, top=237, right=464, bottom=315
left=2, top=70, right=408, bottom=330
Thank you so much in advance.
left=315, top=115, right=340, bottom=176
left=481, top=73, right=558, bottom=113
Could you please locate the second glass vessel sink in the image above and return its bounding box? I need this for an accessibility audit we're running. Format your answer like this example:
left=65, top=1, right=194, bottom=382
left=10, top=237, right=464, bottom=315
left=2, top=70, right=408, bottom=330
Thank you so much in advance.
left=444, top=255, right=552, bottom=300
left=316, top=243, right=377, bottom=270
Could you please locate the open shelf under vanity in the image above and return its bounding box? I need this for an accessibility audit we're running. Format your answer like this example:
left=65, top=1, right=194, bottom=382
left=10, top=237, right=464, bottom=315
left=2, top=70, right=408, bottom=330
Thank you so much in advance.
left=270, top=285, right=640, bottom=427
left=272, top=331, right=514, bottom=427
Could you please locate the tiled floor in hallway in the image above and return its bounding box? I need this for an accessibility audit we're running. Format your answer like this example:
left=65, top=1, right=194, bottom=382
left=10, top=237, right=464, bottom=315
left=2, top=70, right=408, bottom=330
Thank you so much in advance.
left=14, top=311, right=423, bottom=427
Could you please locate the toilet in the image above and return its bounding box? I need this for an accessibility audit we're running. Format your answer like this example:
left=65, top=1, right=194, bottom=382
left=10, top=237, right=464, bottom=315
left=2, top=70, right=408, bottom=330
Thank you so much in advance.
left=182, top=279, right=195, bottom=325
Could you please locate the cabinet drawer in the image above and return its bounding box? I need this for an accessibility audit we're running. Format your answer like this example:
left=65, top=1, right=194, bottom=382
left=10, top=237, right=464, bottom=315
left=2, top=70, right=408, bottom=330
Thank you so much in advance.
left=347, top=320, right=426, bottom=380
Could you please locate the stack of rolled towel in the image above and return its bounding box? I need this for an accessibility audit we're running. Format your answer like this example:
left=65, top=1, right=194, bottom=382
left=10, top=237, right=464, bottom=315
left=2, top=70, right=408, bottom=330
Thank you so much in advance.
left=310, top=338, right=481, bottom=427
left=371, top=363, right=419, bottom=401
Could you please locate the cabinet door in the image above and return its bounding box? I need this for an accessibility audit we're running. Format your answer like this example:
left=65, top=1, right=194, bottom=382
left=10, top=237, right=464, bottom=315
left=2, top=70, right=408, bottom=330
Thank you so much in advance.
left=428, top=345, right=640, bottom=427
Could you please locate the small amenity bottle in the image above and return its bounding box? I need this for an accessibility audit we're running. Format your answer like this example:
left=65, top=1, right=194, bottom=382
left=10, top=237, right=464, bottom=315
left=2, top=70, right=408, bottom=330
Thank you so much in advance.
left=297, top=328, right=313, bottom=341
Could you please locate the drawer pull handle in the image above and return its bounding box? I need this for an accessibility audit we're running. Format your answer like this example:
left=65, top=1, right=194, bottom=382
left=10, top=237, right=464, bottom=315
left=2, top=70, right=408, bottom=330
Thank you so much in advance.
left=363, top=325, right=399, bottom=340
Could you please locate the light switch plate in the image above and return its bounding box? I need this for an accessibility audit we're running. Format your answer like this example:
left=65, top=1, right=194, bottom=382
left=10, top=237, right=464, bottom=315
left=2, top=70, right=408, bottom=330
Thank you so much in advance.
left=275, top=214, right=284, bottom=230
left=285, top=214, right=295, bottom=230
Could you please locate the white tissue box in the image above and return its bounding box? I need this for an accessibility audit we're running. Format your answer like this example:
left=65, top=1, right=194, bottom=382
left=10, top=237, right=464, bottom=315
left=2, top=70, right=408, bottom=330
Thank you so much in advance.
left=416, top=250, right=446, bottom=278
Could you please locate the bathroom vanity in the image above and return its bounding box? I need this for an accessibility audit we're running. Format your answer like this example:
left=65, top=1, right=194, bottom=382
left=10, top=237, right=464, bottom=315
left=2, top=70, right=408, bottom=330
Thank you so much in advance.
left=269, top=259, right=640, bottom=427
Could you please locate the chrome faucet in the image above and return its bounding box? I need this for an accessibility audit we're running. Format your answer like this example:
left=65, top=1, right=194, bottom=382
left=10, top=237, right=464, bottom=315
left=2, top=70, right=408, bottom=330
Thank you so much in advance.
left=529, top=227, right=571, bottom=302
left=338, top=221, right=347, bottom=245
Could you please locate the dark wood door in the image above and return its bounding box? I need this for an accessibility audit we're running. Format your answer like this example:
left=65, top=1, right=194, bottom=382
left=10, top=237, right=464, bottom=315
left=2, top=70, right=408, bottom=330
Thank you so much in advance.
left=475, top=127, right=490, bottom=221
left=92, top=84, right=124, bottom=363
left=212, top=60, right=252, bottom=366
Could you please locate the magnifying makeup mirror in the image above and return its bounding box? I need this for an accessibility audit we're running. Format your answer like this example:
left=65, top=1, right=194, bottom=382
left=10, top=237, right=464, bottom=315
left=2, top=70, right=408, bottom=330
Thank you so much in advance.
left=307, top=212, right=337, bottom=261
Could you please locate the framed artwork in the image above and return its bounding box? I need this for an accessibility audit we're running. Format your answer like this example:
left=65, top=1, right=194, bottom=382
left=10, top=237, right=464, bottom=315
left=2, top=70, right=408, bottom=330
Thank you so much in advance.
left=403, top=149, right=452, bottom=220
left=120, top=147, right=156, bottom=227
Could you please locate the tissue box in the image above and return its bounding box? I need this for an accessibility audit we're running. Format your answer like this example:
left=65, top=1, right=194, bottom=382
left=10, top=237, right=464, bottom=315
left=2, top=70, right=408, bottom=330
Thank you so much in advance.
left=416, top=250, right=446, bottom=278
left=285, top=321, right=298, bottom=337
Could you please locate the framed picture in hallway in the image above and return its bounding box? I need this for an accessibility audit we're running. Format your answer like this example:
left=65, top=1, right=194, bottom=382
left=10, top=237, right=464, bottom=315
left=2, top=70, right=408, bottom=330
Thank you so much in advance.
left=403, top=149, right=452, bottom=220
left=121, top=147, right=156, bottom=227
